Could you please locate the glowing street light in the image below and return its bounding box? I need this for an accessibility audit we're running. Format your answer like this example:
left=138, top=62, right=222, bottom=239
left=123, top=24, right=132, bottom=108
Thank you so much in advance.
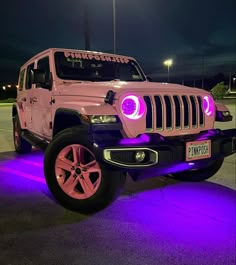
left=163, top=59, right=173, bottom=82
left=232, top=77, right=236, bottom=93
left=7, top=84, right=11, bottom=88
left=2, top=86, right=6, bottom=90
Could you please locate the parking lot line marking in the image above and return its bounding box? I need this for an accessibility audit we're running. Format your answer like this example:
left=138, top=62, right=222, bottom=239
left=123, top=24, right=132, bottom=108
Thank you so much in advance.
left=0, top=166, right=46, bottom=184
left=0, top=128, right=12, bottom=132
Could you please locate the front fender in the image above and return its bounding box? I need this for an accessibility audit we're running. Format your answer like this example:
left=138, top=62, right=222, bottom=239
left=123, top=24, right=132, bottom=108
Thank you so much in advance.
left=215, top=102, right=233, bottom=122
left=215, top=102, right=229, bottom=112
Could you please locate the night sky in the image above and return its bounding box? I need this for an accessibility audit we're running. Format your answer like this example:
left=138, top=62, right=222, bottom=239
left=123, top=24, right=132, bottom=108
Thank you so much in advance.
left=0, top=0, right=236, bottom=84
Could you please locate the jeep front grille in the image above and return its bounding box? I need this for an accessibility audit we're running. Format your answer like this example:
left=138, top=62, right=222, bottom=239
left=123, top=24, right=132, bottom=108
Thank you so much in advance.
left=144, top=95, right=205, bottom=131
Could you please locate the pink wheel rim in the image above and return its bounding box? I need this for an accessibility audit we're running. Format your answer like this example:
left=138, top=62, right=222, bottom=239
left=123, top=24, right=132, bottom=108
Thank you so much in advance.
left=55, top=144, right=102, bottom=199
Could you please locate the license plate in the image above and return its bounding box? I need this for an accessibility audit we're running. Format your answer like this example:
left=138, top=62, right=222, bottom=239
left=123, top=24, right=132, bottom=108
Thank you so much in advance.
left=186, top=140, right=211, bottom=161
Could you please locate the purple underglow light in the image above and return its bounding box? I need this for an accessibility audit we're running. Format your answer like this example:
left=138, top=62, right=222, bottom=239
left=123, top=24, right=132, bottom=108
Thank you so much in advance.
left=121, top=95, right=146, bottom=120
left=0, top=151, right=46, bottom=195
left=120, top=134, right=150, bottom=145
left=188, top=162, right=195, bottom=166
left=196, top=129, right=217, bottom=140
left=135, top=162, right=198, bottom=180
left=203, top=96, right=214, bottom=116
left=162, top=162, right=195, bottom=175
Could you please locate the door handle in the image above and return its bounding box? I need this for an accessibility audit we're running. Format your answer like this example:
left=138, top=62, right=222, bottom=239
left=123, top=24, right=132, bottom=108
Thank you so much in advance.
left=30, top=97, right=38, bottom=103
left=50, top=98, right=55, bottom=105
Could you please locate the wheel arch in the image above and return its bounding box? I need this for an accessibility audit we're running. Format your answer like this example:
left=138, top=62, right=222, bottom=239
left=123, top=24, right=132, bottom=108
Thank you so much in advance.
left=53, top=108, right=87, bottom=136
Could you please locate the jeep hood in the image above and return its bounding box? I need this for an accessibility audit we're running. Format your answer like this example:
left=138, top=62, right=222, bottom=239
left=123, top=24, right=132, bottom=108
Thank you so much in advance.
left=57, top=81, right=209, bottom=99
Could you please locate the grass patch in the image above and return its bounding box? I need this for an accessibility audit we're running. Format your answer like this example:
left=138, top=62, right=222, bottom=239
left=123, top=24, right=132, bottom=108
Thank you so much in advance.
left=0, top=103, right=14, bottom=107
left=0, top=98, right=15, bottom=106
left=0, top=98, right=16, bottom=103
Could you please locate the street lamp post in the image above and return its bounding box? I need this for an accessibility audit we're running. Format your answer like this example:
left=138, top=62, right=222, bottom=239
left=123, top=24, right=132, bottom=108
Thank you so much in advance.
left=163, top=59, right=173, bottom=82
left=113, top=0, right=116, bottom=54
left=233, top=77, right=236, bottom=91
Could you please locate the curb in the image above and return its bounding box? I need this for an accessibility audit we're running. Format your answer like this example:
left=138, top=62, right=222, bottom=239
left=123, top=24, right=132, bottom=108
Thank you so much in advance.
left=0, top=103, right=14, bottom=107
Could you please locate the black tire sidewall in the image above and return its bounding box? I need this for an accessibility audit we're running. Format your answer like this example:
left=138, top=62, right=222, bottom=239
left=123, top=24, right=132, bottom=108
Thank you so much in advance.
left=13, top=116, right=21, bottom=152
left=13, top=115, right=32, bottom=153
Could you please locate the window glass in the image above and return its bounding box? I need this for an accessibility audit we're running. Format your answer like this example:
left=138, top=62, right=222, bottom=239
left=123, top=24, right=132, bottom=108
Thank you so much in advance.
left=19, top=69, right=25, bottom=90
left=36, top=57, right=50, bottom=88
left=25, top=63, right=35, bottom=90
left=37, top=57, right=50, bottom=73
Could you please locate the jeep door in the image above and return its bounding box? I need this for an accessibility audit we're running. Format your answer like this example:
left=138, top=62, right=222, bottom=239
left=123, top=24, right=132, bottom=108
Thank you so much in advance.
left=30, top=56, right=52, bottom=138
left=20, top=63, right=35, bottom=130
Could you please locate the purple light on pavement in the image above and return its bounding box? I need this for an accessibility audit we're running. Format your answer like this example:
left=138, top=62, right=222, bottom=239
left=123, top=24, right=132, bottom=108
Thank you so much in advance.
left=0, top=151, right=46, bottom=195
left=0, top=166, right=46, bottom=184
left=92, top=181, right=236, bottom=264
left=162, top=162, right=195, bottom=175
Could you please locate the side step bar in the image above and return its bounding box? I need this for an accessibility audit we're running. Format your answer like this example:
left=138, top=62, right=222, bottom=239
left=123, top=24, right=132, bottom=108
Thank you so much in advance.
left=22, top=131, right=48, bottom=151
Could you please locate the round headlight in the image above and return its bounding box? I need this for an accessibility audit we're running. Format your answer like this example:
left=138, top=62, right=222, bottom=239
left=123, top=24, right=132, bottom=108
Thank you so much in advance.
left=121, top=95, right=145, bottom=120
left=203, top=96, right=214, bottom=116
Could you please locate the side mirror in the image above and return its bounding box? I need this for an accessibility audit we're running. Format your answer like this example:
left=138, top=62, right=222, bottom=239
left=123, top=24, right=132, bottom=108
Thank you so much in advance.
left=32, top=69, right=52, bottom=89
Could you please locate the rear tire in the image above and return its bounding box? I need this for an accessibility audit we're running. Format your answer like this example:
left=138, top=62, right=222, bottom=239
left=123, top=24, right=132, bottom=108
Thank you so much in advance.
left=44, top=127, right=126, bottom=213
left=13, top=115, right=32, bottom=154
left=170, top=158, right=224, bottom=182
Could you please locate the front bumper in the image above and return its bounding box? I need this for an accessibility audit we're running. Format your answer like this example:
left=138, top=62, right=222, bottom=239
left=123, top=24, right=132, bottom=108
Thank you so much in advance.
left=93, top=128, right=236, bottom=172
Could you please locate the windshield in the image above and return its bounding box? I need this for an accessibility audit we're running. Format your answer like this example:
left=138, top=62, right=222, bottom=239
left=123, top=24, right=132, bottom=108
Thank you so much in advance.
left=54, top=51, right=146, bottom=82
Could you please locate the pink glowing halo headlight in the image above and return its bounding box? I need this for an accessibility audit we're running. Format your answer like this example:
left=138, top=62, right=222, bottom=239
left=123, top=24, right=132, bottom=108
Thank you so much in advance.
left=203, top=95, right=215, bottom=116
left=121, top=95, right=146, bottom=120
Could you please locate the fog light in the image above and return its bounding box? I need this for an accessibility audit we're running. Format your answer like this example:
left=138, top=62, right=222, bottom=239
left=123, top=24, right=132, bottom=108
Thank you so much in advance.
left=135, top=151, right=146, bottom=162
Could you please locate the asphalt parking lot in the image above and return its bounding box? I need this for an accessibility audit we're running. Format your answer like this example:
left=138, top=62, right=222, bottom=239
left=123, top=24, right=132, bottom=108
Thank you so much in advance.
left=0, top=103, right=235, bottom=265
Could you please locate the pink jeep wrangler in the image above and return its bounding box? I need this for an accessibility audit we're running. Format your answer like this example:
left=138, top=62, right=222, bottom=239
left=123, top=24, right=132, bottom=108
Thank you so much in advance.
left=13, top=48, right=236, bottom=212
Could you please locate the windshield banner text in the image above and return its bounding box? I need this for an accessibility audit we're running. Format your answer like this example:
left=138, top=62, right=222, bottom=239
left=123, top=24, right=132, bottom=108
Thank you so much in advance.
left=64, top=52, right=129, bottom=64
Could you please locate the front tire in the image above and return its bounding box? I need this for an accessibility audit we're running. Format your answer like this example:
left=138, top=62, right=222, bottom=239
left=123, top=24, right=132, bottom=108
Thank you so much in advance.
left=170, top=158, right=224, bottom=182
left=44, top=127, right=126, bottom=213
left=13, top=115, right=32, bottom=154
